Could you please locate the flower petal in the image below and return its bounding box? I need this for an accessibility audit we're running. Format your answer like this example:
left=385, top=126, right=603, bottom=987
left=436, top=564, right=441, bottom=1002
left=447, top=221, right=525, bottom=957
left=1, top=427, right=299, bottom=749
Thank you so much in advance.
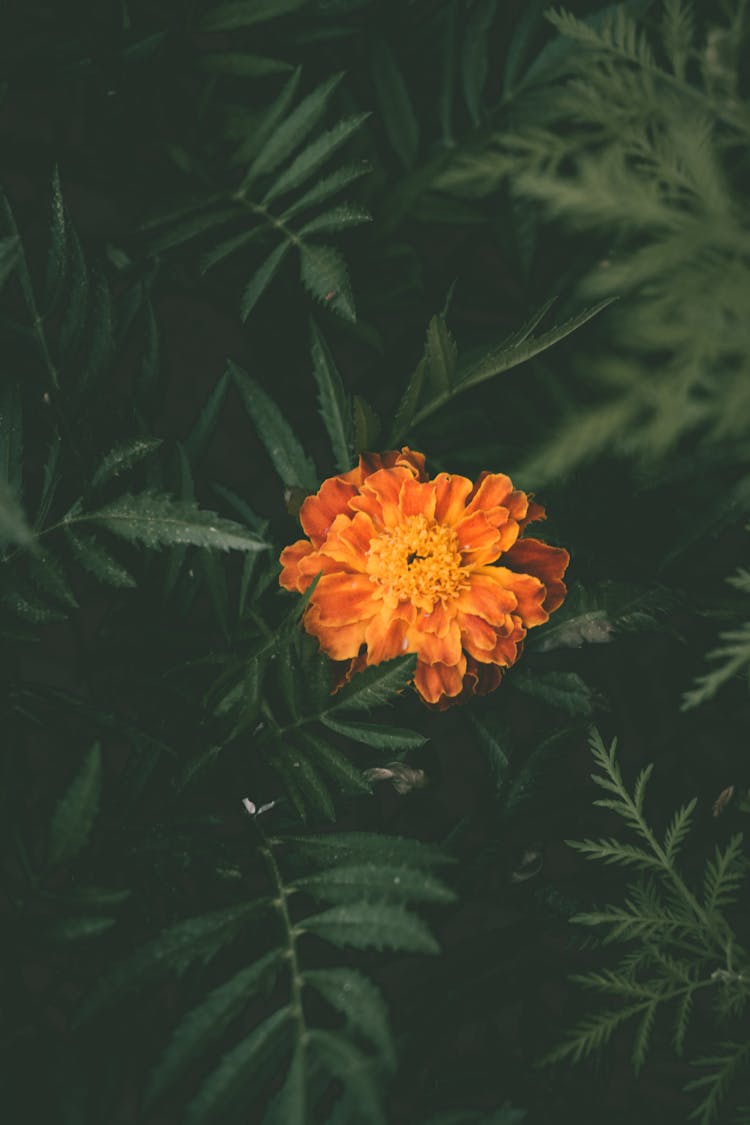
left=458, top=611, right=498, bottom=655
left=320, top=511, right=377, bottom=572
left=279, top=540, right=315, bottom=592
left=454, top=510, right=506, bottom=566
left=456, top=571, right=518, bottom=625
left=503, top=538, right=569, bottom=613
left=414, top=616, right=462, bottom=666
left=300, top=477, right=358, bottom=546
left=519, top=499, right=546, bottom=530
left=414, top=655, right=467, bottom=705
left=399, top=477, right=437, bottom=520
left=490, top=567, right=547, bottom=626
left=349, top=466, right=413, bottom=529
left=307, top=604, right=369, bottom=660
left=434, top=472, right=473, bottom=525
left=312, top=572, right=380, bottom=625
left=365, top=612, right=410, bottom=663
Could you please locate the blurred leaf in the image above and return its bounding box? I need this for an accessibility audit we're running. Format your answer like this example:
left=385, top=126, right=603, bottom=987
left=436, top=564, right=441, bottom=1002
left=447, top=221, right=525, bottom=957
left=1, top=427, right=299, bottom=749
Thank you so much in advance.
left=49, top=743, right=101, bottom=866
left=231, top=362, right=318, bottom=489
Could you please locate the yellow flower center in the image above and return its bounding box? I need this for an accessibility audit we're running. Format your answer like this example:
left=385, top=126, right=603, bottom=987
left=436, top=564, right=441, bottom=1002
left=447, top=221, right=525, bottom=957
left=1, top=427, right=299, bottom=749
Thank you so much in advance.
left=366, top=514, right=469, bottom=611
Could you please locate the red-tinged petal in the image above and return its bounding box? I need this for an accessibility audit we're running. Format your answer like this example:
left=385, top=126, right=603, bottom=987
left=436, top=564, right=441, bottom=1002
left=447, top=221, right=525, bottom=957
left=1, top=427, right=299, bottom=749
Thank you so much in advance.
left=433, top=472, right=473, bottom=525
left=454, top=510, right=505, bottom=566
left=490, top=567, right=547, bottom=627
left=320, top=511, right=377, bottom=572
left=311, top=572, right=379, bottom=625
left=414, top=617, right=462, bottom=666
left=456, top=571, right=518, bottom=625
left=484, top=623, right=525, bottom=667
left=306, top=605, right=370, bottom=660
left=416, top=599, right=453, bottom=637
left=297, top=551, right=347, bottom=588
left=399, top=477, right=436, bottom=520
left=414, top=655, right=467, bottom=706
left=503, top=538, right=569, bottom=613
left=365, top=612, right=411, bottom=664
left=458, top=611, right=498, bottom=656
left=300, top=477, right=358, bottom=546
left=391, top=447, right=427, bottom=479
left=350, top=466, right=412, bottom=529
left=519, top=499, right=546, bottom=530
left=280, top=540, right=315, bottom=592
left=465, top=472, right=515, bottom=514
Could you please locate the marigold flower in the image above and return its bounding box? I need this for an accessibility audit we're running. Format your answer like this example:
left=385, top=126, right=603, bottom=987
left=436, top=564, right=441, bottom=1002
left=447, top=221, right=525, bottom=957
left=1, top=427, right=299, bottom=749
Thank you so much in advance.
left=279, top=448, right=569, bottom=708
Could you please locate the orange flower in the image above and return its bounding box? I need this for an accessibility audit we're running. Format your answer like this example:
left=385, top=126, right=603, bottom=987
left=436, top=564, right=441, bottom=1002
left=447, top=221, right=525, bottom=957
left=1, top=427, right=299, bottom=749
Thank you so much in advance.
left=279, top=448, right=569, bottom=708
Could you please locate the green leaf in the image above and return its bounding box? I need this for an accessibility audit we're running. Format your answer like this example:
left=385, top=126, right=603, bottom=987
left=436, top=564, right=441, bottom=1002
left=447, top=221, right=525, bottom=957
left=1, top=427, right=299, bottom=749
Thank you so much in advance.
left=299, top=243, right=356, bottom=323
left=46, top=916, right=116, bottom=942
left=303, top=901, right=439, bottom=953
left=297, top=202, right=371, bottom=238
left=389, top=358, right=426, bottom=445
left=263, top=1044, right=305, bottom=1125
left=29, top=550, right=78, bottom=609
left=0, top=234, right=20, bottom=290
left=77, top=900, right=270, bottom=1023
left=425, top=314, right=457, bottom=393
left=330, top=655, right=415, bottom=712
left=48, top=743, right=101, bottom=866
left=269, top=740, right=336, bottom=822
left=247, top=72, right=345, bottom=181
left=240, top=241, right=291, bottom=320
left=352, top=394, right=381, bottom=451
left=286, top=831, right=452, bottom=869
left=201, top=227, right=264, bottom=274
left=461, top=0, right=497, bottom=124
left=309, top=1030, right=386, bottom=1124
left=186, top=371, right=232, bottom=462
left=321, top=715, right=426, bottom=750
left=370, top=38, right=419, bottom=169
left=467, top=712, right=512, bottom=787
left=0, top=479, right=33, bottom=549
left=146, top=206, right=238, bottom=255
left=198, top=0, right=310, bottom=31
left=263, top=113, right=370, bottom=203
left=510, top=669, right=598, bottom=716
left=280, top=161, right=372, bottom=223
left=146, top=950, right=282, bottom=1104
left=86, top=491, right=268, bottom=552
left=233, top=68, right=302, bottom=169
left=231, top=362, right=318, bottom=490
left=0, top=379, right=23, bottom=494
left=295, top=862, right=455, bottom=905
left=198, top=52, right=293, bottom=77
left=296, top=732, right=372, bottom=795
left=310, top=319, right=352, bottom=472
left=91, top=437, right=163, bottom=491
left=305, top=968, right=395, bottom=1068
left=185, top=1008, right=292, bottom=1125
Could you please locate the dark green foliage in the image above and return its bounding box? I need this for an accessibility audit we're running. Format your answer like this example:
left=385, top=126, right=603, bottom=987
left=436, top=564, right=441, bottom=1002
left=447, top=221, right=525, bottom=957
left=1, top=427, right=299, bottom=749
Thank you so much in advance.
left=2, top=2, right=749, bottom=1123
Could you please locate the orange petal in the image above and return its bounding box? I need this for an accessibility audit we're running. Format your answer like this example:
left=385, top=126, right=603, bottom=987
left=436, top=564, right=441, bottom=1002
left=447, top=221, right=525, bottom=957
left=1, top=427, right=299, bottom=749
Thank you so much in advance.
left=490, top=567, right=547, bottom=627
left=416, top=599, right=453, bottom=637
left=503, top=538, right=569, bottom=613
left=458, top=611, right=498, bottom=656
left=350, top=466, right=412, bottom=529
left=311, top=572, right=379, bottom=625
left=414, top=655, right=467, bottom=705
left=300, top=477, right=358, bottom=546
left=279, top=540, right=315, bottom=592
left=519, top=499, right=546, bottom=530
left=390, top=447, right=427, bottom=479
left=434, top=473, right=473, bottom=525
left=365, top=613, right=411, bottom=664
left=306, top=605, right=369, bottom=660
left=456, top=571, right=518, bottom=625
left=454, top=510, right=506, bottom=566
left=320, top=511, right=376, bottom=572
left=399, top=477, right=436, bottom=520
left=414, top=616, right=462, bottom=666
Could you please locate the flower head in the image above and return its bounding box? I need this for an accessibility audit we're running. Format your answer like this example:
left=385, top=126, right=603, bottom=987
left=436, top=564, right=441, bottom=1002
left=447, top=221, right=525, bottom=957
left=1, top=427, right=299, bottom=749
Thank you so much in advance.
left=279, top=449, right=569, bottom=708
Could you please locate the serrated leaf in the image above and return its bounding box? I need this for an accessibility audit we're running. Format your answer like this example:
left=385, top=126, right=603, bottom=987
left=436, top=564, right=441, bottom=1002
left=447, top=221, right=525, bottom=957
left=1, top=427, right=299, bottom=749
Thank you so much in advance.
left=298, top=202, right=371, bottom=238
left=467, top=711, right=512, bottom=787
left=285, top=831, right=452, bottom=869
left=185, top=1007, right=292, bottom=1125
left=310, top=319, right=352, bottom=472
left=281, top=161, right=372, bottom=223
left=0, top=234, right=20, bottom=290
left=263, top=1044, right=305, bottom=1125
left=46, top=916, right=115, bottom=942
left=330, top=655, right=415, bottom=712
left=231, top=362, right=317, bottom=489
left=77, top=900, right=270, bottom=1023
left=371, top=38, right=419, bottom=169
left=425, top=314, right=457, bottom=393
left=294, top=862, right=455, bottom=904
left=309, top=1030, right=385, bottom=1124
left=86, top=491, right=268, bottom=552
left=91, top=437, right=163, bottom=491
left=270, top=739, right=336, bottom=822
left=240, top=241, right=291, bottom=320
left=389, top=358, right=426, bottom=445
left=299, top=242, right=355, bottom=322
left=198, top=52, right=293, bottom=77
left=296, top=732, right=372, bottom=794
left=49, top=743, right=101, bottom=866
left=305, top=968, right=395, bottom=1068
left=247, top=72, right=345, bottom=181
left=185, top=372, right=232, bottom=461
left=303, top=901, right=439, bottom=953
left=147, top=950, right=282, bottom=1104
left=0, top=479, right=33, bottom=549
left=263, top=113, right=370, bottom=203
left=29, top=550, right=78, bottom=609
left=146, top=206, right=239, bottom=255
left=352, top=394, right=381, bottom=451
left=461, top=0, right=497, bottom=125
left=321, top=714, right=426, bottom=750
left=201, top=227, right=264, bottom=274
left=233, top=68, right=302, bottom=169
left=199, top=0, right=310, bottom=31
left=510, top=669, right=597, bottom=716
